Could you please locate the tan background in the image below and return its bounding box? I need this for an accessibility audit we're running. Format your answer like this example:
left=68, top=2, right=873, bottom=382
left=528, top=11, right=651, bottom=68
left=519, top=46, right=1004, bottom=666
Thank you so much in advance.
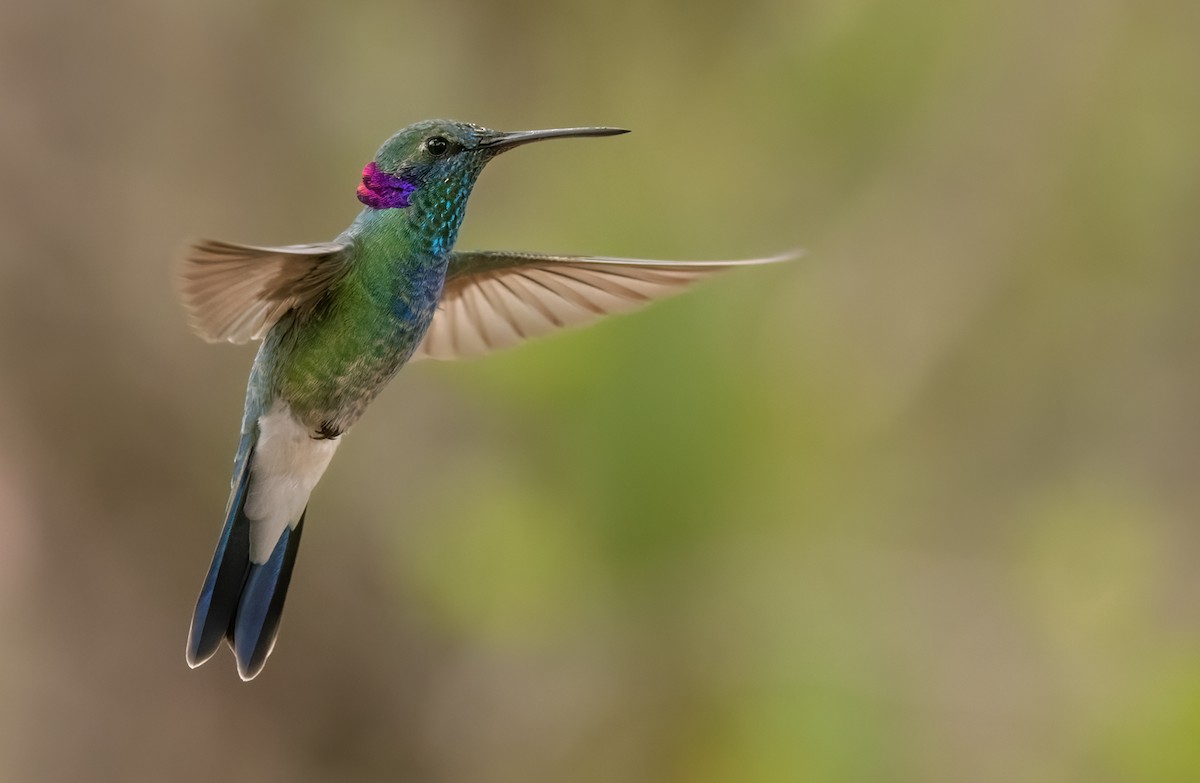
left=1, top=0, right=1198, bottom=780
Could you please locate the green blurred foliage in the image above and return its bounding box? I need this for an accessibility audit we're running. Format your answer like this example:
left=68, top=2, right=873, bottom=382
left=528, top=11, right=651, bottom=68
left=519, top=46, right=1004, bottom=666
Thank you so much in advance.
left=0, top=0, right=1198, bottom=780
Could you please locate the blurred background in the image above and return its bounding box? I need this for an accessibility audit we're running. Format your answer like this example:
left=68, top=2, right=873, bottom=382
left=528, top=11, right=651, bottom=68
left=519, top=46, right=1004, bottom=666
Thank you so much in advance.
left=1, top=0, right=1198, bottom=780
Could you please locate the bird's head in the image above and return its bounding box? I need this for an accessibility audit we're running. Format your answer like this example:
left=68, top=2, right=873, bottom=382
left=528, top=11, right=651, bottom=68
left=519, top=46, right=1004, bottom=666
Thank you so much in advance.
left=357, top=120, right=628, bottom=212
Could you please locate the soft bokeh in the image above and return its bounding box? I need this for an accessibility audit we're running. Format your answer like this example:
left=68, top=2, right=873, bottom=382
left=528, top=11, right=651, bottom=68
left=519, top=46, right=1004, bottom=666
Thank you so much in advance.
left=2, top=0, right=1198, bottom=780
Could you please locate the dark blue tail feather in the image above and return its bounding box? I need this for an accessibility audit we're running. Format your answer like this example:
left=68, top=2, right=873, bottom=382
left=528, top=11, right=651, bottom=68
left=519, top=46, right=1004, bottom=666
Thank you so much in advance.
left=233, top=514, right=305, bottom=681
left=186, top=446, right=305, bottom=680
left=186, top=459, right=253, bottom=668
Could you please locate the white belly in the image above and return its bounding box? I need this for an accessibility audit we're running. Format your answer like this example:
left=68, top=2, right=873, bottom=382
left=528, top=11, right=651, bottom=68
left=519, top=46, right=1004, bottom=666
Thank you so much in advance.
left=244, top=401, right=340, bottom=563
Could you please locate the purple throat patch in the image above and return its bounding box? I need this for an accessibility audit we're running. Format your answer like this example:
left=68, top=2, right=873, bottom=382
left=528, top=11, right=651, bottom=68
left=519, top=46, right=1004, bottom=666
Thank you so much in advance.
left=357, top=162, right=417, bottom=209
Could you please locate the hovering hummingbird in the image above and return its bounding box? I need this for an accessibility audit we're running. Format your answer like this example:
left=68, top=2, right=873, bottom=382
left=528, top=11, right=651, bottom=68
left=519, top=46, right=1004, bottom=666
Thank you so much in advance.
left=181, top=119, right=794, bottom=680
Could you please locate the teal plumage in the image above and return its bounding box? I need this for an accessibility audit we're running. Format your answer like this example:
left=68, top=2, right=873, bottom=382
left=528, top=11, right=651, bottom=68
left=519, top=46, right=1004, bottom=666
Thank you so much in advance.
left=180, top=119, right=796, bottom=680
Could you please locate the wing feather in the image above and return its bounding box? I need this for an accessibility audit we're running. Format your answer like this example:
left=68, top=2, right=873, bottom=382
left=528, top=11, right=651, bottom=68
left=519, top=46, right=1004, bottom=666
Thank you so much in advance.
left=412, top=249, right=799, bottom=361
left=179, top=239, right=351, bottom=343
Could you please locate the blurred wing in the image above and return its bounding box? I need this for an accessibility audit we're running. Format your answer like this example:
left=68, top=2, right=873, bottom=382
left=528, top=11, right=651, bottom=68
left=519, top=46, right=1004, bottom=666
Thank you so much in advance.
left=179, top=238, right=351, bottom=343
left=413, top=249, right=799, bottom=361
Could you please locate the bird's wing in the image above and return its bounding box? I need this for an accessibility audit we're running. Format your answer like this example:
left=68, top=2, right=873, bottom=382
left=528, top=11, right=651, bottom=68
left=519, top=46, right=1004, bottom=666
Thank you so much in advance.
left=179, top=239, right=352, bottom=343
left=412, top=249, right=799, bottom=361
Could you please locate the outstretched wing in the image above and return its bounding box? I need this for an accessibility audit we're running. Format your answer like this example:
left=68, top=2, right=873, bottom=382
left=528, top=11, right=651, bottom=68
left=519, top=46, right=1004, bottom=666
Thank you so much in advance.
left=179, top=239, right=352, bottom=343
left=413, top=250, right=799, bottom=361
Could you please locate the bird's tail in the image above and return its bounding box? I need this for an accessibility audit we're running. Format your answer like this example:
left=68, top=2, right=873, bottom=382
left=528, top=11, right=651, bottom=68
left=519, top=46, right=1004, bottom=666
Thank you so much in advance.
left=186, top=442, right=305, bottom=681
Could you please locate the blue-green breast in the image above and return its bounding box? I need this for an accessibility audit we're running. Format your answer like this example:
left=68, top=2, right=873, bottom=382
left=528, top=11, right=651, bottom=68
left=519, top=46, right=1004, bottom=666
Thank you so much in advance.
left=257, top=167, right=480, bottom=437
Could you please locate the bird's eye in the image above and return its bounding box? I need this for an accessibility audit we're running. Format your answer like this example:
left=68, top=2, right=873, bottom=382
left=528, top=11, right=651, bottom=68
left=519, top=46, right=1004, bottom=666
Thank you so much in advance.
left=425, top=136, right=450, bottom=157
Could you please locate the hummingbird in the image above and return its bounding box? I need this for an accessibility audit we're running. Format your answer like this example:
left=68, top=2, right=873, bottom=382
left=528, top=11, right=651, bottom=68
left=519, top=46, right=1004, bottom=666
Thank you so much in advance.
left=180, top=119, right=794, bottom=680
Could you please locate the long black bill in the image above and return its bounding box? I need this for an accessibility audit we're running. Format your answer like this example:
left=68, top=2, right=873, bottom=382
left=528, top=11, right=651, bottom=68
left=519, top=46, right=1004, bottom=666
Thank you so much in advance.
left=478, top=126, right=630, bottom=153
